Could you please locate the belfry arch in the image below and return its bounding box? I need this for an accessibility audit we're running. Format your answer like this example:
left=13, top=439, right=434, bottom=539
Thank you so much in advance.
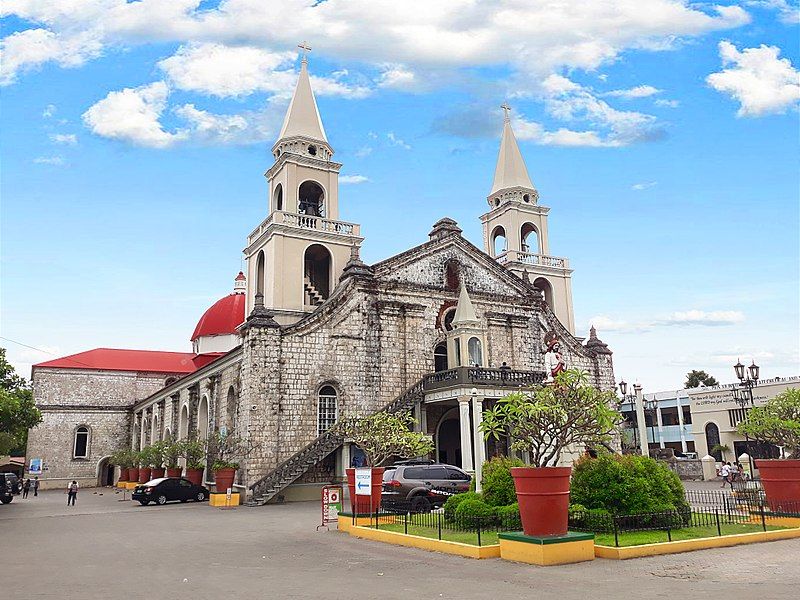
left=533, top=277, right=554, bottom=309
left=274, top=183, right=283, bottom=211
left=298, top=180, right=325, bottom=217
left=304, top=244, right=332, bottom=306
left=491, top=226, right=507, bottom=258
left=521, top=222, right=540, bottom=254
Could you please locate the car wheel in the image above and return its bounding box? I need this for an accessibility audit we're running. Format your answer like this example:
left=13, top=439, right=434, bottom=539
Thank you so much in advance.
left=156, top=495, right=168, bottom=505
left=196, top=492, right=206, bottom=502
left=139, top=500, right=149, bottom=506
left=1, top=497, right=11, bottom=504
left=410, top=495, right=431, bottom=513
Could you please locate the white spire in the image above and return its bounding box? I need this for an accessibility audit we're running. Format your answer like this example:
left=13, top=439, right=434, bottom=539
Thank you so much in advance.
left=490, top=103, right=534, bottom=195
left=277, top=46, right=328, bottom=143
left=452, top=285, right=479, bottom=326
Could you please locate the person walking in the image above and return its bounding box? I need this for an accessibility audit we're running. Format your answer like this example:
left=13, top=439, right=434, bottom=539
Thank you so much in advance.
left=33, top=476, right=40, bottom=497
left=22, top=478, right=31, bottom=499
left=719, top=462, right=730, bottom=488
left=66, top=480, right=79, bottom=506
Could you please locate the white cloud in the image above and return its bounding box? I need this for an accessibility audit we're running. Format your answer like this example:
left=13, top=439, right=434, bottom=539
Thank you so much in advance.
left=744, top=1, right=800, bottom=25
left=655, top=98, right=680, bottom=108
left=377, top=64, right=418, bottom=90
left=42, top=104, right=56, bottom=118
left=387, top=132, right=411, bottom=149
left=587, top=315, right=649, bottom=333
left=706, top=41, right=800, bottom=117
left=354, top=146, right=373, bottom=158
left=631, top=181, right=657, bottom=190
left=661, top=310, right=745, bottom=326
left=82, top=81, right=186, bottom=148
left=49, top=133, right=77, bottom=145
left=340, top=174, right=370, bottom=184
left=605, top=85, right=661, bottom=98
left=33, top=155, right=65, bottom=165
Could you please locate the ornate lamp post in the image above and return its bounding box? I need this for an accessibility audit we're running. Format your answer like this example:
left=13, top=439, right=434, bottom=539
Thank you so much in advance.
left=617, top=380, right=639, bottom=453
left=732, top=359, right=760, bottom=477
left=618, top=380, right=649, bottom=457
left=642, top=396, right=659, bottom=448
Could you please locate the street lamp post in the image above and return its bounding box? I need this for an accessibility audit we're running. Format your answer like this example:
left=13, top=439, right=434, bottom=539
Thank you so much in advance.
left=732, top=359, right=760, bottom=478
left=618, top=380, right=649, bottom=457
left=642, top=396, right=659, bottom=450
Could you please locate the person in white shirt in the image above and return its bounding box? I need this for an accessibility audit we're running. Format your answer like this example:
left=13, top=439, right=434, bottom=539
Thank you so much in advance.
left=66, top=480, right=79, bottom=506
left=718, top=463, right=730, bottom=488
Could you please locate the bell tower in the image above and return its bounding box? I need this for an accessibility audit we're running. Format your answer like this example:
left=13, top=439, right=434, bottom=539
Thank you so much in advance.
left=244, top=43, right=363, bottom=324
left=481, top=104, right=576, bottom=333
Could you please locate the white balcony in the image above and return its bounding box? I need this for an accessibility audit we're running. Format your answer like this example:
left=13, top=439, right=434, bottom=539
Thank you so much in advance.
left=248, top=211, right=361, bottom=245
left=496, top=250, right=569, bottom=269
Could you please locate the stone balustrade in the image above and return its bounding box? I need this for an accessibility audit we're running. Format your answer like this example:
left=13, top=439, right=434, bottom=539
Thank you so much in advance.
left=248, top=211, right=360, bottom=244
left=496, top=250, right=568, bottom=269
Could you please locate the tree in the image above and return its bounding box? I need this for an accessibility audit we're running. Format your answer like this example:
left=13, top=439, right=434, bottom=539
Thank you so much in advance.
left=0, top=348, right=41, bottom=455
left=737, top=388, right=800, bottom=459
left=339, top=411, right=434, bottom=467
left=480, top=369, right=621, bottom=467
left=685, top=370, right=718, bottom=388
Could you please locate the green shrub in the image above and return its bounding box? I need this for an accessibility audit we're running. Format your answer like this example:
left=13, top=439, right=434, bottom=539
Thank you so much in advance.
left=569, top=507, right=613, bottom=533
left=494, top=503, right=521, bottom=530
left=480, top=456, right=523, bottom=507
left=570, top=454, right=689, bottom=516
left=443, top=492, right=481, bottom=522
left=454, top=498, right=497, bottom=527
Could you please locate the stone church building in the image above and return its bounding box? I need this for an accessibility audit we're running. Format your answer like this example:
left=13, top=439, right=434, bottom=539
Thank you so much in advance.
left=27, top=54, right=615, bottom=499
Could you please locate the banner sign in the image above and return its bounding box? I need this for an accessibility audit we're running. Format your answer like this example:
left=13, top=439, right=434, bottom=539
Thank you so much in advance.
left=29, top=458, right=42, bottom=474
left=318, top=486, right=342, bottom=530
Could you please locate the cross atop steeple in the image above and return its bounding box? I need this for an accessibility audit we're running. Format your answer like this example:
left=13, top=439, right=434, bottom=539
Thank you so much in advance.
left=298, top=41, right=312, bottom=63
left=500, top=102, right=511, bottom=123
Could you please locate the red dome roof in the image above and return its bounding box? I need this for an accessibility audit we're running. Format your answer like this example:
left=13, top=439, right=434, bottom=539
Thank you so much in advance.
left=191, top=294, right=246, bottom=342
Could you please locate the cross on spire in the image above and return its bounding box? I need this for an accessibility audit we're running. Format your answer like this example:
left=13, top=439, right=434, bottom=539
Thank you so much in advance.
left=500, top=102, right=511, bottom=123
left=298, top=41, right=312, bottom=63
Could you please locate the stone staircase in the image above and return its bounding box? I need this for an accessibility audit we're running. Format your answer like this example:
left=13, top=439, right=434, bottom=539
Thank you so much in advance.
left=247, top=378, right=425, bottom=506
left=303, top=276, right=325, bottom=306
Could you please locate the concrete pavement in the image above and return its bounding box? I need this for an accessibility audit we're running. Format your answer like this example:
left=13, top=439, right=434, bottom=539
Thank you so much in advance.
left=3, top=488, right=798, bottom=600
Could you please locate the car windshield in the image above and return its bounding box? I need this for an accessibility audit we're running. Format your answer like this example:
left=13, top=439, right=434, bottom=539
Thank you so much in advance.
left=145, top=478, right=168, bottom=487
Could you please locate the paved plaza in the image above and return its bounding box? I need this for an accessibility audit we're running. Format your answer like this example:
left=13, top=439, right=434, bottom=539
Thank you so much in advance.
left=3, top=488, right=799, bottom=600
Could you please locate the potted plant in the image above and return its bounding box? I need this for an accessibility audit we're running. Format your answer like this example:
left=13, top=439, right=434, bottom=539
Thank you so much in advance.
left=137, top=446, right=154, bottom=483
left=128, top=451, right=140, bottom=483
left=207, top=431, right=253, bottom=494
left=711, top=444, right=731, bottom=462
left=339, top=411, right=434, bottom=515
left=150, top=441, right=167, bottom=479
left=111, top=449, right=132, bottom=483
left=481, top=369, right=621, bottom=537
left=737, top=388, right=800, bottom=507
left=182, top=439, right=206, bottom=486
left=163, top=438, right=183, bottom=478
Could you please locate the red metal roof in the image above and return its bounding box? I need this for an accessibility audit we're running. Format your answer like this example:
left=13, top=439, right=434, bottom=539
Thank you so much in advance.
left=190, top=293, right=246, bottom=342
left=34, top=348, right=199, bottom=374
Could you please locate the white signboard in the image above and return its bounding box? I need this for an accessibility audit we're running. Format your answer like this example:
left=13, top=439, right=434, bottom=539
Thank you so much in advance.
left=354, top=468, right=372, bottom=496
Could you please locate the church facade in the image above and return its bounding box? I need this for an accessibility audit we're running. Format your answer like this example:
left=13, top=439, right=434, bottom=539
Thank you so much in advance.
left=27, top=54, right=615, bottom=499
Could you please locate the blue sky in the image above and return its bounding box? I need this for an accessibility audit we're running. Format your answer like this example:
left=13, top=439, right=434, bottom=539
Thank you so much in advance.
left=1, top=1, right=798, bottom=391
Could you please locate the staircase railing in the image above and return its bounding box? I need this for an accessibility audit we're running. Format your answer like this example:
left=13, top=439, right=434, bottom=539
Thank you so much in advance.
left=247, top=377, right=426, bottom=503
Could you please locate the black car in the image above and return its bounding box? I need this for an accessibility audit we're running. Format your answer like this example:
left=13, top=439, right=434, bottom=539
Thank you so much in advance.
left=132, top=477, right=209, bottom=506
left=1, top=473, right=21, bottom=504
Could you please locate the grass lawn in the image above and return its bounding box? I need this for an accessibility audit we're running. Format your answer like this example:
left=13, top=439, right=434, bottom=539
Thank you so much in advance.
left=376, top=521, right=787, bottom=548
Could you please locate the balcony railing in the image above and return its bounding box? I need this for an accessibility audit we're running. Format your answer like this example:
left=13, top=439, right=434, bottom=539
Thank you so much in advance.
left=496, top=250, right=568, bottom=269
left=248, top=211, right=360, bottom=244
left=422, top=366, right=546, bottom=392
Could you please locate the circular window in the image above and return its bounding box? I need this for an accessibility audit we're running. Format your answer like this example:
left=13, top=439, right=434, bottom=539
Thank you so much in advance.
left=308, top=145, right=317, bottom=156
left=494, top=198, right=500, bottom=207
left=523, top=194, right=530, bottom=202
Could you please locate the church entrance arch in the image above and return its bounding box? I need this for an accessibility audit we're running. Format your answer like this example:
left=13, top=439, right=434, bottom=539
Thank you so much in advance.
left=436, top=408, right=461, bottom=466
left=97, top=456, right=114, bottom=487
left=298, top=180, right=325, bottom=217
left=304, top=244, right=331, bottom=305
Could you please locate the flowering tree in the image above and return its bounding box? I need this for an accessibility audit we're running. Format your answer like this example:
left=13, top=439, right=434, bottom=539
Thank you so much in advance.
left=339, top=411, right=434, bottom=467
left=480, top=369, right=621, bottom=467
left=738, top=388, right=800, bottom=459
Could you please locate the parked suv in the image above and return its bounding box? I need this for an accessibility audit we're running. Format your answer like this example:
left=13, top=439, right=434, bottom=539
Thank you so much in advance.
left=1, top=472, right=21, bottom=504
left=381, top=461, right=471, bottom=512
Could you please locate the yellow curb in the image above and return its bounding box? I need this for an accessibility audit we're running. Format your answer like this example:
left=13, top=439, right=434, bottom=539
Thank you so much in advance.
left=499, top=537, right=595, bottom=566
left=209, top=492, right=240, bottom=506
left=347, top=525, right=500, bottom=559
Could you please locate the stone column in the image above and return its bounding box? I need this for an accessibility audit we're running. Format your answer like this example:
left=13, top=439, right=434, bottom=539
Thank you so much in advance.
left=187, top=386, right=199, bottom=440
left=676, top=396, right=688, bottom=453
left=471, top=395, right=486, bottom=492
left=341, top=443, right=351, bottom=473
left=634, top=384, right=648, bottom=457
left=138, top=411, right=146, bottom=450
left=655, top=403, right=665, bottom=449
left=458, top=397, right=474, bottom=472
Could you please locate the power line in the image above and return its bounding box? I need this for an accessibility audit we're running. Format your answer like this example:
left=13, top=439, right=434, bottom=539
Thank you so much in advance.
left=0, top=336, right=97, bottom=369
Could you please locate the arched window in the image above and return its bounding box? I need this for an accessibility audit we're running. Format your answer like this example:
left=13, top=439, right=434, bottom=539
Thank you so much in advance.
left=444, top=260, right=460, bottom=291
left=705, top=422, right=722, bottom=461
left=304, top=244, right=332, bottom=305
left=491, top=226, right=507, bottom=258
left=533, top=277, right=554, bottom=308
left=318, top=386, right=338, bottom=435
left=274, top=183, right=283, bottom=211
left=521, top=223, right=539, bottom=254
left=198, top=395, right=209, bottom=441
left=153, top=414, right=160, bottom=442
left=226, top=386, right=237, bottom=433
left=256, top=251, right=265, bottom=297
left=165, top=376, right=177, bottom=387
left=73, top=426, right=90, bottom=459
left=453, top=338, right=462, bottom=366
left=434, top=343, right=449, bottom=372
left=299, top=180, right=325, bottom=217
left=441, top=307, right=457, bottom=331
left=179, top=404, right=189, bottom=440
left=468, top=337, right=483, bottom=366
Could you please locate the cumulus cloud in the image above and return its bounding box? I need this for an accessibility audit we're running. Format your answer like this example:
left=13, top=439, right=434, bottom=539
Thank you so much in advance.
left=604, top=85, right=662, bottom=98
left=339, top=174, right=370, bottom=184
left=661, top=310, right=745, bottom=326
left=706, top=41, right=800, bottom=117
left=655, top=98, right=680, bottom=108
left=33, top=155, right=65, bottom=165
left=744, top=1, right=800, bottom=25
left=49, top=133, right=77, bottom=145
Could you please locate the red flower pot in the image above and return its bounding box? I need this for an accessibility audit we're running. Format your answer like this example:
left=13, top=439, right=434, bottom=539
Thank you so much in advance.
left=166, top=467, right=182, bottom=478
left=138, top=467, right=152, bottom=483
left=185, top=468, right=204, bottom=486
left=756, top=459, right=800, bottom=510
left=511, top=466, right=572, bottom=537
left=150, top=468, right=165, bottom=480
left=346, top=467, right=385, bottom=516
left=128, top=467, right=139, bottom=482
left=214, top=468, right=237, bottom=493
left=118, top=467, right=128, bottom=483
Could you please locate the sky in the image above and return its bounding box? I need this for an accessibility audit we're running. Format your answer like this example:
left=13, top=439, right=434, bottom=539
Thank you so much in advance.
left=1, top=0, right=799, bottom=392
